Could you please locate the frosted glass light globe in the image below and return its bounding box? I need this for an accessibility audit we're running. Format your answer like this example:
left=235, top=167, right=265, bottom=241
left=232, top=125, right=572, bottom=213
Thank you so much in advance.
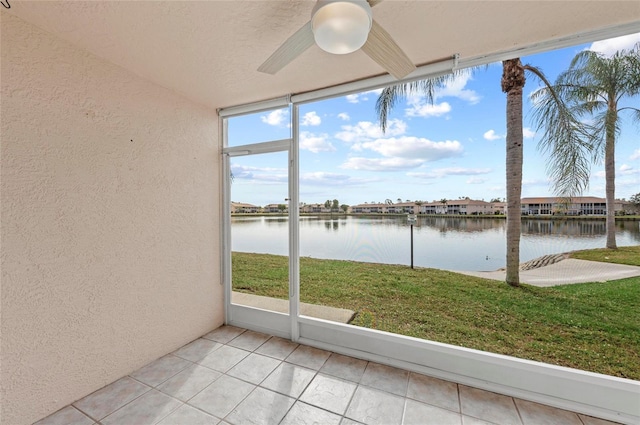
left=311, top=1, right=372, bottom=55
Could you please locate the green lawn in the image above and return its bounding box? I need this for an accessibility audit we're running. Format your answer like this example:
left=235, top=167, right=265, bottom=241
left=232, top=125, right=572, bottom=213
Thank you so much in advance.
left=232, top=250, right=640, bottom=380
left=570, top=245, right=640, bottom=266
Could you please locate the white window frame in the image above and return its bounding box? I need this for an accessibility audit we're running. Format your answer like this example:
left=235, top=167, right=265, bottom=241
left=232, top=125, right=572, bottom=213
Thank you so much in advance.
left=219, top=22, right=640, bottom=424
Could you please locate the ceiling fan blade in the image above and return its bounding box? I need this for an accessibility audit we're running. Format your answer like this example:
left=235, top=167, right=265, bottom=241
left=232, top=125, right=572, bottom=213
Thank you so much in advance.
left=361, top=19, right=416, bottom=79
left=367, top=0, right=384, bottom=7
left=258, top=21, right=315, bottom=74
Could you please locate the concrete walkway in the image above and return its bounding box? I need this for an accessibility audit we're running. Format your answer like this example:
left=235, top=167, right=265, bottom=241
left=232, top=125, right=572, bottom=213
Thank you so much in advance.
left=232, top=292, right=355, bottom=323
left=455, top=259, right=640, bottom=287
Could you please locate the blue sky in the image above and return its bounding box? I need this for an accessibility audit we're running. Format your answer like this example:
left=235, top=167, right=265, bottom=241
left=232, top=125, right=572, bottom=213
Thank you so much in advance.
left=229, top=33, right=640, bottom=207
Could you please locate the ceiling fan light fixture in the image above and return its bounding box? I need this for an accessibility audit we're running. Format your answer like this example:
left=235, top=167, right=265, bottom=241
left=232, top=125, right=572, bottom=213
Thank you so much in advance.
left=311, top=0, right=372, bottom=55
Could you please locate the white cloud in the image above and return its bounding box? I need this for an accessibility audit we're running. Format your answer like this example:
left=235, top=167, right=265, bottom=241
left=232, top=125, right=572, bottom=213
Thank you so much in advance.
left=362, top=137, right=463, bottom=161
left=523, top=127, right=536, bottom=139
left=589, top=33, right=640, bottom=57
left=260, top=109, right=288, bottom=126
left=301, top=111, right=321, bottom=126
left=522, top=178, right=550, bottom=186
left=344, top=89, right=383, bottom=104
left=483, top=128, right=533, bottom=140
left=594, top=170, right=606, bottom=178
left=341, top=157, right=424, bottom=171
left=408, top=167, right=491, bottom=179
left=483, top=129, right=503, bottom=141
left=437, top=167, right=491, bottom=176
left=345, top=94, right=360, bottom=104
left=619, top=164, right=639, bottom=175
left=300, top=172, right=375, bottom=186
left=335, top=119, right=407, bottom=143
left=405, top=100, right=451, bottom=118
left=299, top=131, right=336, bottom=153
left=230, top=164, right=288, bottom=183
left=337, top=112, right=350, bottom=121
left=467, top=177, right=487, bottom=184
left=436, top=73, right=481, bottom=104
left=405, top=172, right=438, bottom=180
left=616, top=177, right=640, bottom=193
left=399, top=73, right=481, bottom=118
left=630, top=149, right=640, bottom=160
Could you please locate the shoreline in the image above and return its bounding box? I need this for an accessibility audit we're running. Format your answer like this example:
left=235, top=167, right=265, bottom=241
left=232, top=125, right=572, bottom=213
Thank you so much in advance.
left=233, top=212, right=640, bottom=221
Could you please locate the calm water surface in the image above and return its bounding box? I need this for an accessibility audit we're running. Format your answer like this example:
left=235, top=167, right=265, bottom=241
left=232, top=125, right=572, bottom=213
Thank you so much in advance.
left=231, top=216, right=640, bottom=271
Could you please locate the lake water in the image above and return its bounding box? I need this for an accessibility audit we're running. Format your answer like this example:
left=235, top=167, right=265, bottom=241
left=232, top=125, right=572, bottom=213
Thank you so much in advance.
left=231, top=216, right=640, bottom=271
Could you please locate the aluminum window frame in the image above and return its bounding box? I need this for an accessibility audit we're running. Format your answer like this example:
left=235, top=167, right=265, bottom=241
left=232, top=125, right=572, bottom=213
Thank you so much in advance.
left=219, top=22, right=640, bottom=423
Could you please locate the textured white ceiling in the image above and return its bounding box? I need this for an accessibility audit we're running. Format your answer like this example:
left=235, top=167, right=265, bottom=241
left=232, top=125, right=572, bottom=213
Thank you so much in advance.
left=6, top=1, right=640, bottom=111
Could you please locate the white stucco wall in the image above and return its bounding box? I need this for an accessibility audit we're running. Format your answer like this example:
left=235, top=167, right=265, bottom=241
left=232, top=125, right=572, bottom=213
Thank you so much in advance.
left=1, top=13, right=222, bottom=424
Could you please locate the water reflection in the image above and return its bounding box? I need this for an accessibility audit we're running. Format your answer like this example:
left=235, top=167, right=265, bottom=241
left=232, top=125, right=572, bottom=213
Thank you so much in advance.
left=324, top=220, right=341, bottom=231
left=231, top=216, right=639, bottom=270
left=421, top=217, right=503, bottom=233
left=523, top=219, right=605, bottom=236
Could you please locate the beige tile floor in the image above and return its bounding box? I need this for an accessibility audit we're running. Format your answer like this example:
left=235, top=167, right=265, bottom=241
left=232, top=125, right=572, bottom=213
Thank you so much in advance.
left=35, top=325, right=620, bottom=425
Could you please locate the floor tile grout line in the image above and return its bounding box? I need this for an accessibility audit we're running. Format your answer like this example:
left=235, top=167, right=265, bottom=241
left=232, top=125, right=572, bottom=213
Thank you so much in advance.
left=149, top=398, right=182, bottom=425
left=225, top=341, right=354, bottom=423
left=157, top=364, right=224, bottom=405
left=403, top=374, right=463, bottom=416
left=172, top=339, right=224, bottom=362
left=341, top=374, right=367, bottom=423
left=512, top=397, right=526, bottom=425
left=168, top=398, right=223, bottom=423
left=68, top=405, right=101, bottom=425
left=257, top=362, right=318, bottom=399
left=40, top=325, right=622, bottom=425
left=93, top=388, right=179, bottom=425
left=400, top=397, right=409, bottom=425
left=457, top=382, right=463, bottom=417
left=183, top=336, right=302, bottom=423
left=73, top=377, right=153, bottom=423
left=128, top=353, right=194, bottom=389
left=219, top=380, right=275, bottom=424
left=201, top=327, right=247, bottom=344
left=127, top=358, right=222, bottom=424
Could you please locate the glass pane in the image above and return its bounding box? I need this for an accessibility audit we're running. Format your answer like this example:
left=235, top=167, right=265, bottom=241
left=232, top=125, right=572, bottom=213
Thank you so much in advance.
left=227, top=108, right=290, bottom=147
left=230, top=151, right=290, bottom=313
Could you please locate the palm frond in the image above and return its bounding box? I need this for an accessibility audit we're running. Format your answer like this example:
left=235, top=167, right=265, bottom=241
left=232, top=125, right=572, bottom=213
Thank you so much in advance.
left=529, top=79, right=595, bottom=198
left=529, top=43, right=640, bottom=199
left=375, top=68, right=474, bottom=133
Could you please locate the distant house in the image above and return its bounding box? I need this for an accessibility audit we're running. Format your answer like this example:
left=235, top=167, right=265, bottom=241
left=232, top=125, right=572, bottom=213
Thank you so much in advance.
left=263, top=203, right=287, bottom=213
left=386, top=202, right=419, bottom=214
left=521, top=197, right=624, bottom=215
left=420, top=199, right=493, bottom=215
left=619, top=200, right=638, bottom=215
left=350, top=202, right=418, bottom=214
left=230, top=202, right=260, bottom=213
left=492, top=202, right=507, bottom=214
left=351, top=203, right=386, bottom=214
left=300, top=203, right=332, bottom=213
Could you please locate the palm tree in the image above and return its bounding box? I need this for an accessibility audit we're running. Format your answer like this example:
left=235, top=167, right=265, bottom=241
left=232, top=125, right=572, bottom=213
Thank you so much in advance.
left=377, top=59, right=554, bottom=286
left=439, top=198, right=448, bottom=215
left=531, top=43, right=640, bottom=249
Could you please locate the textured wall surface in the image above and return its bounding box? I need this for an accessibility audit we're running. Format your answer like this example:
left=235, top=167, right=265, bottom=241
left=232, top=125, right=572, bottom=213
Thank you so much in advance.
left=6, top=1, right=639, bottom=110
left=1, top=13, right=222, bottom=424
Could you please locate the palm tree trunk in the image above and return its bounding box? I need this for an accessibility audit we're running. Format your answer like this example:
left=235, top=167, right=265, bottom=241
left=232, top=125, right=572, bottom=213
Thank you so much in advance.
left=605, top=108, right=617, bottom=249
left=502, top=59, right=525, bottom=287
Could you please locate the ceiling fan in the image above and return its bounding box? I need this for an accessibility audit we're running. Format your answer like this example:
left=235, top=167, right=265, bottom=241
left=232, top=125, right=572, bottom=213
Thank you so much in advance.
left=257, top=0, right=416, bottom=80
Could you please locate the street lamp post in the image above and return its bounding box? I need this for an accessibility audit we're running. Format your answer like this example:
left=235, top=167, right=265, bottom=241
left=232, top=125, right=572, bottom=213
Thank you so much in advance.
left=407, top=214, right=416, bottom=269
